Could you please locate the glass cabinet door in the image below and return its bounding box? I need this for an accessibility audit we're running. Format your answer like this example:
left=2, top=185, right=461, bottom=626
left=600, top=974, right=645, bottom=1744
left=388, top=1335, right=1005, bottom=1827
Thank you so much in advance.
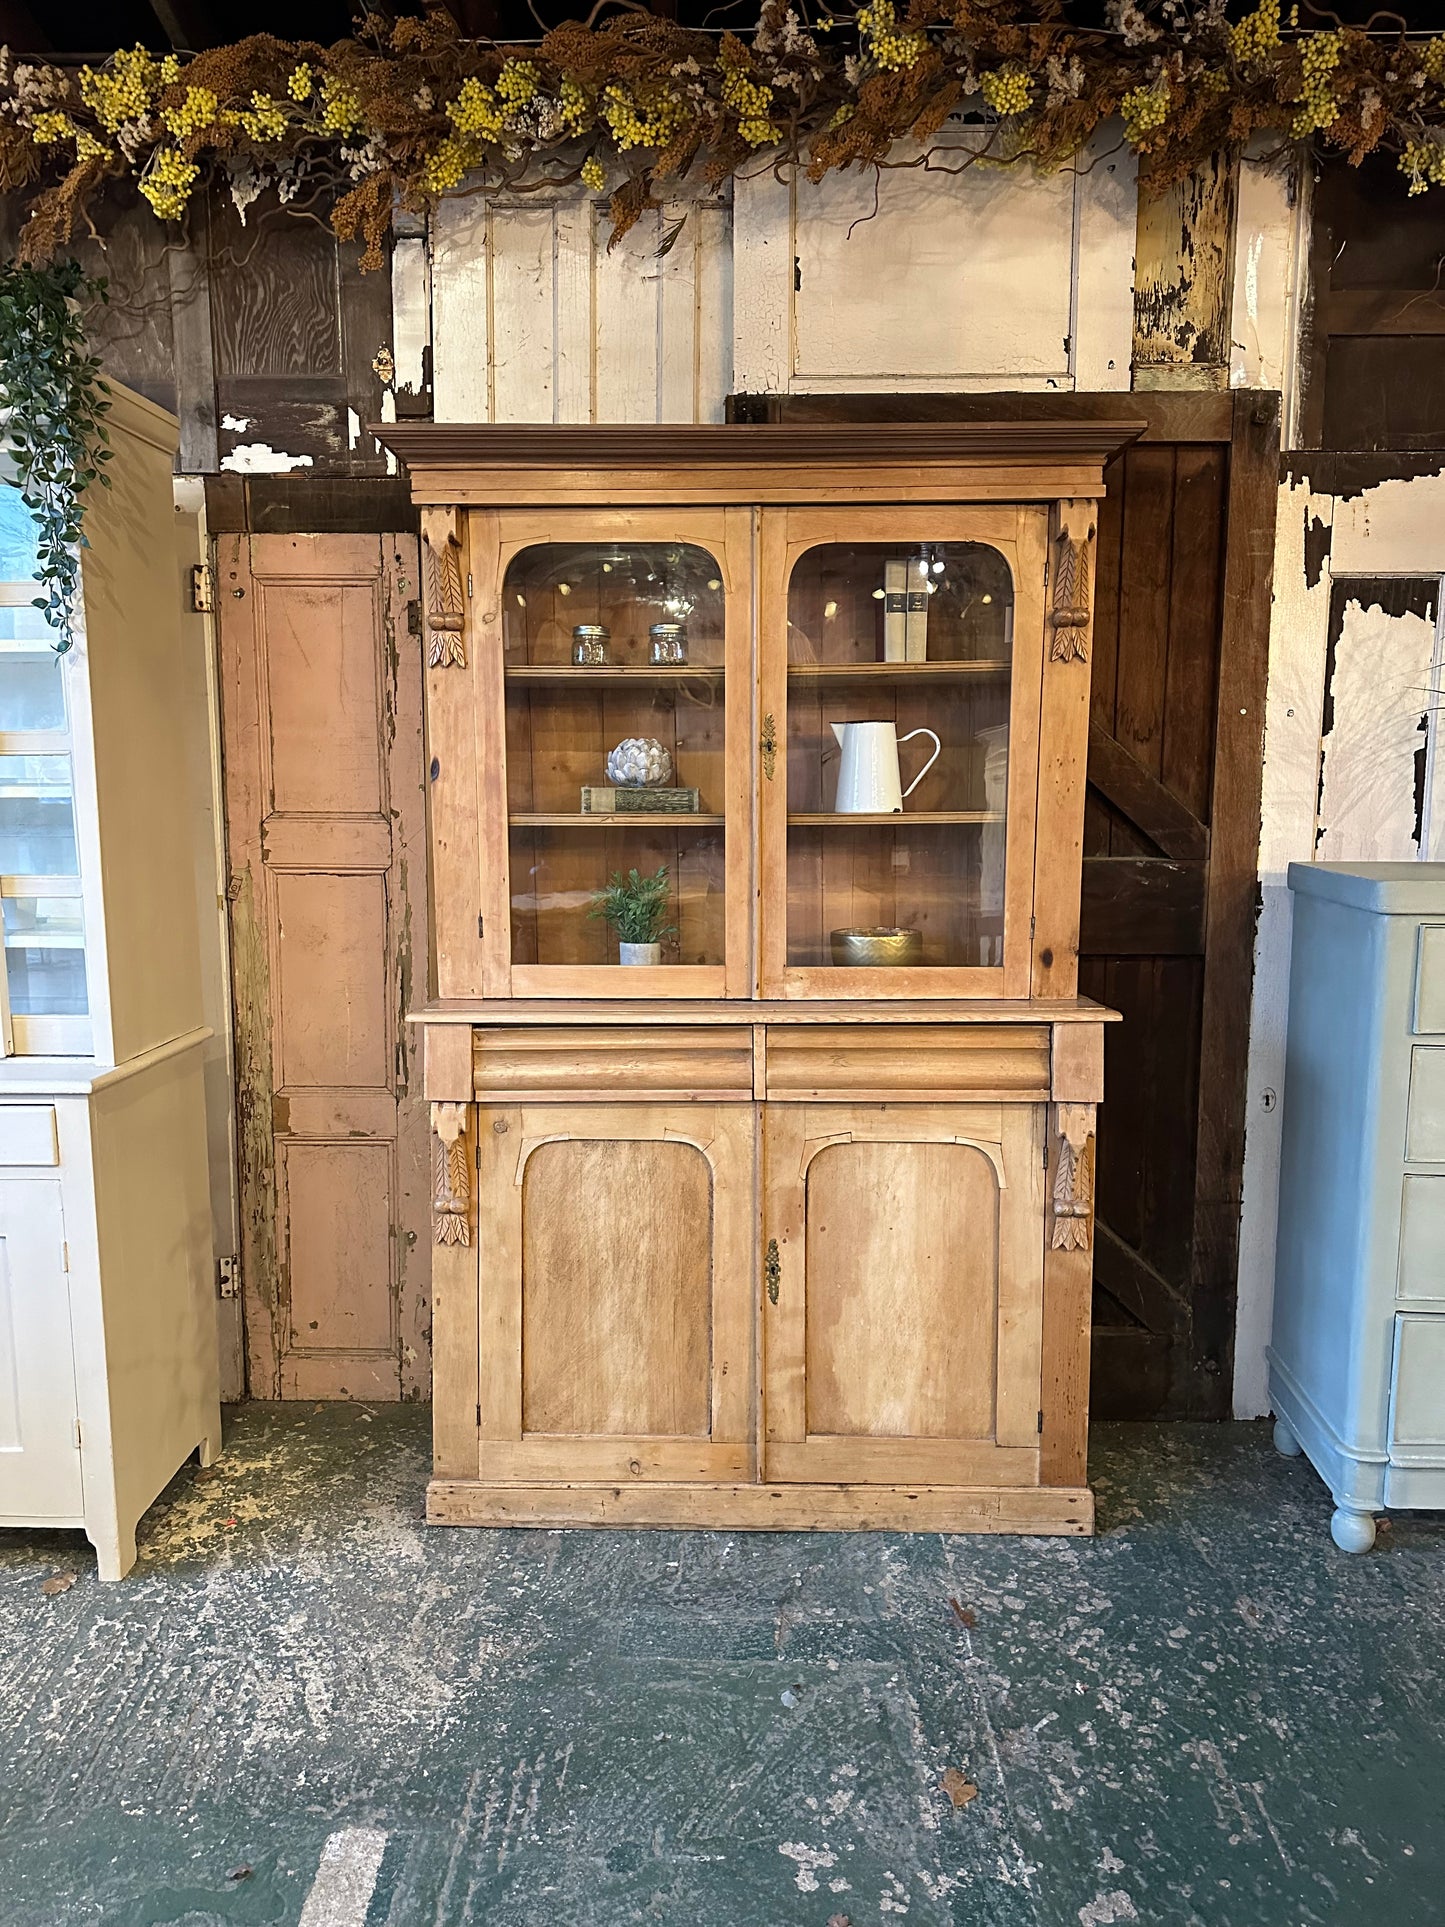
left=0, top=487, right=90, bottom=1053
left=760, top=508, right=1046, bottom=998
left=488, top=511, right=751, bottom=997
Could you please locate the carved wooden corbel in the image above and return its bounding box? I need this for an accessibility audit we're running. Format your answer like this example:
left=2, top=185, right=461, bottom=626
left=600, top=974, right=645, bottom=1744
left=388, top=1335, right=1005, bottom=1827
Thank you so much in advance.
left=1051, top=1101, right=1096, bottom=1251
left=432, top=1101, right=471, bottom=1247
left=421, top=507, right=466, bottom=668
left=1049, top=501, right=1097, bottom=664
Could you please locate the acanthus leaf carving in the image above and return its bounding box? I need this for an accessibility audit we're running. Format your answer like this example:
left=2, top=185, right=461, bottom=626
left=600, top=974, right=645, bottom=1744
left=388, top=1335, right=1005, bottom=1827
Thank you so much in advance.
left=421, top=506, right=466, bottom=669
left=1051, top=1101, right=1095, bottom=1252
left=1049, top=501, right=1096, bottom=664
left=432, top=1099, right=471, bottom=1247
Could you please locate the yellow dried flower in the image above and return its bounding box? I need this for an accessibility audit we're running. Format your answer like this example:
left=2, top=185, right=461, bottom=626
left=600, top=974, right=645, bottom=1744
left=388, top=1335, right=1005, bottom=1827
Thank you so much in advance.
left=1122, top=81, right=1170, bottom=145
left=559, top=78, right=590, bottom=136
left=1422, top=37, right=1445, bottom=85
left=601, top=83, right=687, bottom=152
left=1292, top=31, right=1342, bottom=137
left=496, top=59, right=537, bottom=108
left=29, top=111, right=76, bottom=144
left=320, top=76, right=363, bottom=136
left=719, top=46, right=777, bottom=144
left=446, top=77, right=503, bottom=142
left=287, top=64, right=314, bottom=102
left=1229, top=0, right=1281, bottom=65
left=162, top=85, right=218, bottom=137
left=580, top=155, right=605, bottom=191
left=139, top=146, right=199, bottom=219
left=1402, top=134, right=1445, bottom=195
left=74, top=130, right=112, bottom=163
left=80, top=46, right=169, bottom=133
left=857, top=0, right=926, bottom=72
left=980, top=66, right=1034, bottom=118
left=421, top=133, right=479, bottom=194
left=238, top=91, right=287, bottom=142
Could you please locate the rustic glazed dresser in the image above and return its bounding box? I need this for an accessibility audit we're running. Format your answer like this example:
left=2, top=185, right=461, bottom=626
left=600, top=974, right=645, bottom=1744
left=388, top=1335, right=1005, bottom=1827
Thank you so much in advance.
left=380, top=422, right=1138, bottom=1536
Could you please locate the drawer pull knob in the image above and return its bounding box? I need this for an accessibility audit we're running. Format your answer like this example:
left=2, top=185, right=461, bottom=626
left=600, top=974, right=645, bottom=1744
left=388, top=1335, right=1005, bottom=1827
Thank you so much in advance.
left=765, top=1237, right=780, bottom=1305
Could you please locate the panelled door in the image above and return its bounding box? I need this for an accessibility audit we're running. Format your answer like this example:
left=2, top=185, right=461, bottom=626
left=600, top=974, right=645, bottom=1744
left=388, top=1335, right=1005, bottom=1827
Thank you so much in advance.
left=474, top=1103, right=755, bottom=1482
left=219, top=533, right=430, bottom=1399
left=0, top=1179, right=81, bottom=1521
left=761, top=1102, right=1047, bottom=1485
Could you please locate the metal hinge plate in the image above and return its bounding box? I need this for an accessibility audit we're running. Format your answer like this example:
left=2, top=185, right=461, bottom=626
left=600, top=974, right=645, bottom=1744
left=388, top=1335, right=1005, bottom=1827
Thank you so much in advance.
left=73, top=1417, right=82, bottom=1451
left=191, top=562, right=215, bottom=613
left=217, top=1255, right=239, bottom=1300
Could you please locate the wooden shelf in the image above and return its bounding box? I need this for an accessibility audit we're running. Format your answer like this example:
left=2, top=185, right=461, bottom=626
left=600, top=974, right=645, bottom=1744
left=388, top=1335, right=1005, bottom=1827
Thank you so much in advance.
left=505, top=665, right=724, bottom=684
left=788, top=811, right=1004, bottom=826
left=787, top=660, right=1011, bottom=680
left=511, top=812, right=725, bottom=827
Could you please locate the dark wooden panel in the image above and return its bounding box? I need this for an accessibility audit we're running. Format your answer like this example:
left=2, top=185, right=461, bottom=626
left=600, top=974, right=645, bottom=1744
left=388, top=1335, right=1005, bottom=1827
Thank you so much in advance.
left=1162, top=447, right=1227, bottom=819
left=1081, top=859, right=1207, bottom=955
left=730, top=391, right=1234, bottom=441
left=1322, top=337, right=1445, bottom=453
left=209, top=200, right=340, bottom=380
left=1087, top=723, right=1209, bottom=859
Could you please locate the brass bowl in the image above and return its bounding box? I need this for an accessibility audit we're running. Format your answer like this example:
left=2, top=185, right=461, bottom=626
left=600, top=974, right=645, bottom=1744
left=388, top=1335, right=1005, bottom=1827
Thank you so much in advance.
left=830, top=926, right=923, bottom=968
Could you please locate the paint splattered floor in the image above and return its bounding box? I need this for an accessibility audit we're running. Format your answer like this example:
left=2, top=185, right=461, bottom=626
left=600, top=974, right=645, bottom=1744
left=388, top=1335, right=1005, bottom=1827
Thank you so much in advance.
left=2, top=1407, right=1442, bottom=1927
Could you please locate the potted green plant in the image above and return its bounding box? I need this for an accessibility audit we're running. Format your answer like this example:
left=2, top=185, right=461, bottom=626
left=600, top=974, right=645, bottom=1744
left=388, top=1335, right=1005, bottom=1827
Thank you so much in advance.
left=589, top=865, right=676, bottom=965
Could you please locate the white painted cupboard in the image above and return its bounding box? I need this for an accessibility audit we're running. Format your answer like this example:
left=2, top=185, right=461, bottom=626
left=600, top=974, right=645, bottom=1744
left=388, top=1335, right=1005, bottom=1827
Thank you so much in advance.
left=0, top=383, right=220, bottom=1580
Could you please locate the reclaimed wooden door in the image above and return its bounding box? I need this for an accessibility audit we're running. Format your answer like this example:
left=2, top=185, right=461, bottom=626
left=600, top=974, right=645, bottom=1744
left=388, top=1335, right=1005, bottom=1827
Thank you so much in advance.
left=761, top=1102, right=1047, bottom=1485
left=473, top=1102, right=755, bottom=1482
left=219, top=533, right=430, bottom=1400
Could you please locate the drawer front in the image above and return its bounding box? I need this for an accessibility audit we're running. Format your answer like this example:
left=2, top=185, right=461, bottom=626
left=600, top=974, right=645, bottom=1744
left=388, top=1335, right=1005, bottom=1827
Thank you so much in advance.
left=1391, top=1314, right=1445, bottom=1453
left=473, top=1027, right=754, bottom=1100
left=1399, top=1174, right=1445, bottom=1306
left=0, top=1105, right=58, bottom=1167
left=1415, top=925, right=1445, bottom=1034
left=763, top=1025, right=1050, bottom=1099
left=1405, top=1046, right=1445, bottom=1161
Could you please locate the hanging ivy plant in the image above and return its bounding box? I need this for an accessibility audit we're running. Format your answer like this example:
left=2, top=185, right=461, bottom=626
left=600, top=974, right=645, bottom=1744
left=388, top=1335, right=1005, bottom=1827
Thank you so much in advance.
left=0, top=260, right=111, bottom=653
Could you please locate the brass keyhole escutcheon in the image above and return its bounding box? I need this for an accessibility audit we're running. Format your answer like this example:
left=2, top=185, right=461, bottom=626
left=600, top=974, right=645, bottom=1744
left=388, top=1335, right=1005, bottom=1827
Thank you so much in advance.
left=760, top=713, right=777, bottom=782
left=765, top=1238, right=780, bottom=1305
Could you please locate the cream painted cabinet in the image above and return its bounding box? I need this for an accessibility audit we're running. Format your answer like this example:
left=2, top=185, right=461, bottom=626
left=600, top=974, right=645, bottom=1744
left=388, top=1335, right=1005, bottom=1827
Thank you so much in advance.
left=0, top=385, right=220, bottom=1579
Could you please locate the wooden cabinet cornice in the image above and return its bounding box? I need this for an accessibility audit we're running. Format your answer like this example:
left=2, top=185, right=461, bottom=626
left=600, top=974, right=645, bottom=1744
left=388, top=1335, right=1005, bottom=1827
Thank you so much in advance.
left=377, top=419, right=1132, bottom=1535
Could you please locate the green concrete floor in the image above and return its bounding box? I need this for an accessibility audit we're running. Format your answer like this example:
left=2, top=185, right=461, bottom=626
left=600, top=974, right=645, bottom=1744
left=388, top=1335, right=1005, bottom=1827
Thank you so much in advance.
left=2, top=1407, right=1443, bottom=1927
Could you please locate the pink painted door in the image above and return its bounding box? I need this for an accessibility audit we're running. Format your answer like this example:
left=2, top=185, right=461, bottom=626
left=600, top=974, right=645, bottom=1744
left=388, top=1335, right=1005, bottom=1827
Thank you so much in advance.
left=219, top=533, right=430, bottom=1399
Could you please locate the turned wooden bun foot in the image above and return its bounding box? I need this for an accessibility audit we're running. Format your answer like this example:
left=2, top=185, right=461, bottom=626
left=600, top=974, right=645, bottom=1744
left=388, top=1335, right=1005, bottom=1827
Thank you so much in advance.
left=1272, top=1417, right=1303, bottom=1458
left=1330, top=1506, right=1376, bottom=1554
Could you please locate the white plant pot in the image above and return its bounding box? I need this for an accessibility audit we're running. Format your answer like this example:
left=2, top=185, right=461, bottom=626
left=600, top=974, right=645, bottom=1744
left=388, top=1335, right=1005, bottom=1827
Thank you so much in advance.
left=619, top=941, right=662, bottom=966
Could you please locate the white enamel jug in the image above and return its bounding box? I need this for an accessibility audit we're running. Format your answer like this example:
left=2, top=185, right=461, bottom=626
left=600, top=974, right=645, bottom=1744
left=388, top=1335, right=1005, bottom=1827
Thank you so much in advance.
left=831, top=721, right=941, bottom=813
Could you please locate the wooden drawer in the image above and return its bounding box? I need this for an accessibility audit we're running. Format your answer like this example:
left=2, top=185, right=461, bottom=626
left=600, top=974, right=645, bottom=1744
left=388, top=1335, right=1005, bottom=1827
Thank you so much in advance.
left=0, top=1105, right=58, bottom=1167
left=763, top=1025, right=1050, bottom=1100
left=473, top=1027, right=754, bottom=1101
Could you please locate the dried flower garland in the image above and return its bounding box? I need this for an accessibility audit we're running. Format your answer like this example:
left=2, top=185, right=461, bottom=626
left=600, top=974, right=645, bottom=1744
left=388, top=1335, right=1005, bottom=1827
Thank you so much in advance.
left=1, top=2, right=1444, bottom=270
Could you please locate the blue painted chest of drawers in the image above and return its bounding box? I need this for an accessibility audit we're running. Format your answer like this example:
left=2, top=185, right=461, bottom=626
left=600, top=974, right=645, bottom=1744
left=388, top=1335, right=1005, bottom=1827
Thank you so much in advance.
left=1271, top=862, right=1445, bottom=1550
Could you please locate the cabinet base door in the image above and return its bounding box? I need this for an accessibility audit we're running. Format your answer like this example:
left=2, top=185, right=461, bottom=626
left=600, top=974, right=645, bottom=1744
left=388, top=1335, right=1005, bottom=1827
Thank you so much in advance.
left=763, top=1103, right=1048, bottom=1487
left=0, top=1180, right=82, bottom=1524
left=475, top=1103, right=754, bottom=1482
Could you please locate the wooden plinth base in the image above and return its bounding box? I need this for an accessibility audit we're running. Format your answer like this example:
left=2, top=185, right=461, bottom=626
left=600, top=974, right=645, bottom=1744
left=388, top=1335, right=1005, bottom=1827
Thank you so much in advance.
left=427, top=1479, right=1094, bottom=1535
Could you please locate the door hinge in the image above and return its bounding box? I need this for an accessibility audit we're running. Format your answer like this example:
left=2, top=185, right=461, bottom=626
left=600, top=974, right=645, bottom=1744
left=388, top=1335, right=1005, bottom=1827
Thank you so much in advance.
left=61, top=1239, right=69, bottom=1272
left=764, top=1237, right=781, bottom=1305
left=217, top=1255, right=239, bottom=1299
left=190, top=562, right=215, bottom=613
left=72, top=1417, right=82, bottom=1451
left=478, top=914, right=484, bottom=939
left=1037, top=1409, right=1044, bottom=1434
left=476, top=1402, right=482, bottom=1427
left=467, top=572, right=474, bottom=599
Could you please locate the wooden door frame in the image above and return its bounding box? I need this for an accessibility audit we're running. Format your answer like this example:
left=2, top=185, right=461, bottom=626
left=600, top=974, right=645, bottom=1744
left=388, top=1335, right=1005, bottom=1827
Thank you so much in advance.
left=729, top=389, right=1279, bottom=1416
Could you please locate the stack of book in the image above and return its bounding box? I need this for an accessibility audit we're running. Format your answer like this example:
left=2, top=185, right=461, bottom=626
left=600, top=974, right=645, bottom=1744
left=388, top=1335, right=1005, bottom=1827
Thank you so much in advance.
left=883, top=558, right=928, bottom=661
left=580, top=786, right=701, bottom=813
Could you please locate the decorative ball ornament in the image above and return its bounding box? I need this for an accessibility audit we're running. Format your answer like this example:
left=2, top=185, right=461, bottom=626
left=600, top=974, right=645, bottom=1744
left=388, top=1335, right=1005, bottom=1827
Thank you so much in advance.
left=606, top=737, right=673, bottom=788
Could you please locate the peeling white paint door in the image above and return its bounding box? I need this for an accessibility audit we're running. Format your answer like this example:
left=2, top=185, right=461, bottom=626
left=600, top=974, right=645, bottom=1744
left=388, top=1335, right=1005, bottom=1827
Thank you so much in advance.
left=218, top=533, right=430, bottom=1401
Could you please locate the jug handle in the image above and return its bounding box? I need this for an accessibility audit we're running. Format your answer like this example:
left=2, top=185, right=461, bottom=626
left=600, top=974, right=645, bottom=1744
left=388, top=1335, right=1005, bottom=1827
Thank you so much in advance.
left=898, top=727, right=942, bottom=800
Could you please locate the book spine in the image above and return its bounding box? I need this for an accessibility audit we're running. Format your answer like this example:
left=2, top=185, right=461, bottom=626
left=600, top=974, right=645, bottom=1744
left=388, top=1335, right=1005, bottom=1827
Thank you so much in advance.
left=883, top=560, right=907, bottom=662
left=905, top=570, right=929, bottom=662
